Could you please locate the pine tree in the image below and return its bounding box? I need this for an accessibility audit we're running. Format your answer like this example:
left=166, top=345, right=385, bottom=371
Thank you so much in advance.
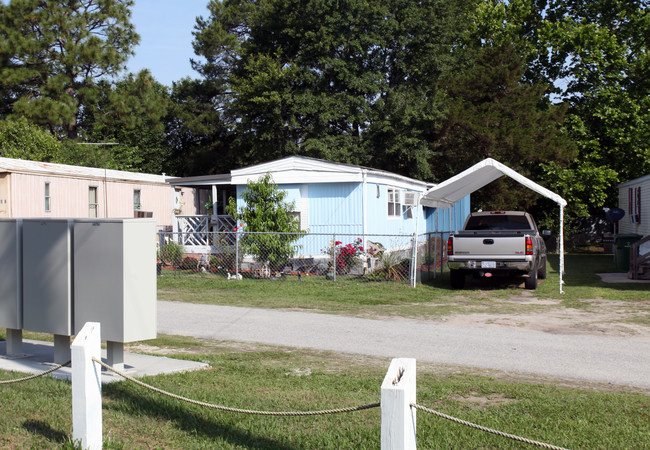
left=0, top=0, right=139, bottom=139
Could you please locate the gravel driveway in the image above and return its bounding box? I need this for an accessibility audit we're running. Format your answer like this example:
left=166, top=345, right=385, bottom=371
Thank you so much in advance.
left=157, top=300, right=650, bottom=390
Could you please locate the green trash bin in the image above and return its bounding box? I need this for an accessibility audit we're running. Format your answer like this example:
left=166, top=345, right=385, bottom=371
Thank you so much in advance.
left=614, top=233, right=642, bottom=271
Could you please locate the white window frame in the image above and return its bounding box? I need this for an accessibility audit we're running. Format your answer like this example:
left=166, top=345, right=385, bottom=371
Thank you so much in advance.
left=629, top=187, right=641, bottom=224
left=403, top=191, right=417, bottom=219
left=44, top=182, right=51, bottom=212
left=89, top=186, right=98, bottom=218
left=134, top=189, right=142, bottom=210
left=289, top=211, right=301, bottom=227
left=387, top=187, right=401, bottom=218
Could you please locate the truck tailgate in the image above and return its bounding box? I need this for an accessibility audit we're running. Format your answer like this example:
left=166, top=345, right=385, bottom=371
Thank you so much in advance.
left=451, top=235, right=527, bottom=258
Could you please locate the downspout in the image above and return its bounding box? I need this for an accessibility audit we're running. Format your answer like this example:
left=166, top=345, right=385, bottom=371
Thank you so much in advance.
left=412, top=193, right=423, bottom=287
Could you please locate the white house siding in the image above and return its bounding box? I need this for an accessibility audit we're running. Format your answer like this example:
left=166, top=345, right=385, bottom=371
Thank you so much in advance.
left=105, top=181, right=176, bottom=223
left=618, top=175, right=650, bottom=236
left=5, top=171, right=181, bottom=230
left=170, top=186, right=199, bottom=216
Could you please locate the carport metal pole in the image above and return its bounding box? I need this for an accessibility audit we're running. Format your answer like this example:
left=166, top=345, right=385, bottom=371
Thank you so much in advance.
left=435, top=209, right=439, bottom=278
left=560, top=203, right=564, bottom=294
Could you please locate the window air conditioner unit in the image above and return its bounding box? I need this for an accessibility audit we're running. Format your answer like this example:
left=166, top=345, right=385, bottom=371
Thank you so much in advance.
left=404, top=191, right=417, bottom=206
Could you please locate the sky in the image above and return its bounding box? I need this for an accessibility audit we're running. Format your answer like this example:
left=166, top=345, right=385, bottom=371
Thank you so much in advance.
left=126, top=0, right=210, bottom=86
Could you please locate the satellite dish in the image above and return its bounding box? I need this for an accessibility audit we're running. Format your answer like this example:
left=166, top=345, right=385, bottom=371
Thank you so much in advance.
left=605, top=207, right=625, bottom=222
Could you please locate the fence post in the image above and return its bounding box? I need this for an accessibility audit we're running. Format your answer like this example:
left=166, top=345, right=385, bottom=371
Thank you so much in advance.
left=235, top=231, right=240, bottom=276
left=332, top=233, right=337, bottom=282
left=381, top=358, right=416, bottom=450
left=72, top=322, right=102, bottom=450
left=410, top=232, right=417, bottom=288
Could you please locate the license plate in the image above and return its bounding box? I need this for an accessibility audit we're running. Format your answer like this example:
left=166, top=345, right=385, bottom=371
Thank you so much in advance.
left=481, top=261, right=496, bottom=269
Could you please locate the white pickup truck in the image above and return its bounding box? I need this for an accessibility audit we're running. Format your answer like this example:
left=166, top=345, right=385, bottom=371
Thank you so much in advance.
left=447, top=211, right=550, bottom=290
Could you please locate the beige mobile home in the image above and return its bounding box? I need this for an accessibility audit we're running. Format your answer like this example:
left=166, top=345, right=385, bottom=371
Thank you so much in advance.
left=0, top=157, right=196, bottom=229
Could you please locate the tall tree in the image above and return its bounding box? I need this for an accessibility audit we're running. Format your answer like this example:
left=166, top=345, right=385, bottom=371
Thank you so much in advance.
left=468, top=0, right=649, bottom=215
left=165, top=77, right=234, bottom=176
left=0, top=0, right=139, bottom=139
left=431, top=42, right=574, bottom=211
left=0, top=117, right=61, bottom=160
left=80, top=71, right=172, bottom=174
left=549, top=0, right=650, bottom=190
left=191, top=0, right=470, bottom=179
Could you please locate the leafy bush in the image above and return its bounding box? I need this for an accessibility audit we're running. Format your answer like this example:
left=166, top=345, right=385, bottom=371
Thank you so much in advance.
left=159, top=242, right=185, bottom=267
left=366, top=257, right=410, bottom=282
left=227, top=173, right=303, bottom=270
left=323, top=238, right=364, bottom=274
left=209, top=255, right=221, bottom=269
left=179, top=257, right=199, bottom=270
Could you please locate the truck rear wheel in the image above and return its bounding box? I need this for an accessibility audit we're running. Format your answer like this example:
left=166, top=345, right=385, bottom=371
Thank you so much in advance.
left=525, top=268, right=538, bottom=290
left=450, top=270, right=465, bottom=289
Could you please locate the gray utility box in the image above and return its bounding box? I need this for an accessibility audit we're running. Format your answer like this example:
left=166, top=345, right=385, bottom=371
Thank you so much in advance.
left=0, top=219, right=22, bottom=329
left=22, top=219, right=74, bottom=335
left=73, top=219, right=157, bottom=343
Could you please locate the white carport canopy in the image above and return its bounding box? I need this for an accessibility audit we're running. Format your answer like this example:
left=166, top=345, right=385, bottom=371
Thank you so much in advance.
left=420, top=158, right=567, bottom=293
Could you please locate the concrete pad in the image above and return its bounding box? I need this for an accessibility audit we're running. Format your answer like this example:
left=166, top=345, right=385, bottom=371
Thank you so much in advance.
left=0, top=339, right=208, bottom=384
left=597, top=272, right=650, bottom=283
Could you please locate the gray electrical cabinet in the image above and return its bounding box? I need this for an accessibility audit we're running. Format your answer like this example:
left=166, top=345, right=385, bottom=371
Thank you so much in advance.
left=22, top=219, right=74, bottom=335
left=0, top=219, right=22, bottom=329
left=73, top=219, right=157, bottom=343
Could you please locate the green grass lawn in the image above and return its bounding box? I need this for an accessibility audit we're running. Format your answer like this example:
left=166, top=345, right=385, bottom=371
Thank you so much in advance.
left=157, top=254, right=650, bottom=320
left=1, top=335, right=649, bottom=449
left=2, top=252, right=649, bottom=448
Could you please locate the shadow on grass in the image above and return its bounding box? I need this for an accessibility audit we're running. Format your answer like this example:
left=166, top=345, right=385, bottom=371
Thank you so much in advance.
left=422, top=270, right=528, bottom=291
left=423, top=253, right=650, bottom=293
left=548, top=253, right=650, bottom=292
left=102, top=383, right=299, bottom=449
left=22, top=420, right=68, bottom=445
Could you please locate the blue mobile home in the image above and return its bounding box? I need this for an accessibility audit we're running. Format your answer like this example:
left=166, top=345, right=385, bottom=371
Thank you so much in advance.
left=168, top=156, right=469, bottom=258
left=229, top=156, right=469, bottom=238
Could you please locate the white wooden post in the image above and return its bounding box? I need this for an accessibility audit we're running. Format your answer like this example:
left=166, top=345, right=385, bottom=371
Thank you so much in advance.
left=381, top=358, right=417, bottom=450
left=72, top=322, right=102, bottom=450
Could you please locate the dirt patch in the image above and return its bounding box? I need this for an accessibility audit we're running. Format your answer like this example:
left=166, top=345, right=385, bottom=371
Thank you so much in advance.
left=126, top=339, right=281, bottom=356
left=448, top=392, right=519, bottom=409
left=439, top=297, right=650, bottom=339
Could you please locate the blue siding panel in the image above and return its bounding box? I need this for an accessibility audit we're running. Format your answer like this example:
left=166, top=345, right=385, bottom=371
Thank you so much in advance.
left=308, top=182, right=363, bottom=234
left=366, top=184, right=435, bottom=236
left=424, top=195, right=471, bottom=233
left=234, top=181, right=470, bottom=256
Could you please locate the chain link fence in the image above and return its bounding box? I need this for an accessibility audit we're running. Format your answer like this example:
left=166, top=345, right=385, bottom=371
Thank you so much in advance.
left=157, top=231, right=452, bottom=285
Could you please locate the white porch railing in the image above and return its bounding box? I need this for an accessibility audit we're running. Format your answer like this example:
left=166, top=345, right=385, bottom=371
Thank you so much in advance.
left=173, top=215, right=237, bottom=247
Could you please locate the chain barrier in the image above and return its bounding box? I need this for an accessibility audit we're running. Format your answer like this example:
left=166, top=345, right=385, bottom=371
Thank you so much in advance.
left=93, top=357, right=379, bottom=416
left=0, top=360, right=71, bottom=385
left=411, top=403, right=570, bottom=450
left=0, top=358, right=570, bottom=447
